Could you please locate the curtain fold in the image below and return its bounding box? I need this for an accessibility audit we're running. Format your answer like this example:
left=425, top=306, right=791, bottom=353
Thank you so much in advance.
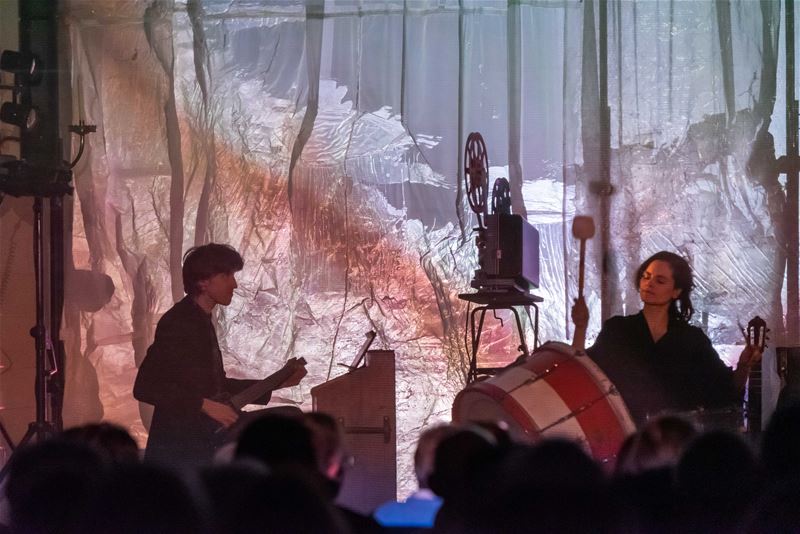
left=62, top=0, right=789, bottom=495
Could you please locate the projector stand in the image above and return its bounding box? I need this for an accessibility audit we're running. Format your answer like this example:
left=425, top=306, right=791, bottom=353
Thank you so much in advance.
left=458, top=290, right=543, bottom=383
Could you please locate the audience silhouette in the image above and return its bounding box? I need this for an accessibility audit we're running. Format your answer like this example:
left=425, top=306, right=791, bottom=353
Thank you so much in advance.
left=4, top=405, right=800, bottom=533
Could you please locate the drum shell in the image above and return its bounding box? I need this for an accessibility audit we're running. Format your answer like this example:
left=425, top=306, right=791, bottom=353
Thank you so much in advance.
left=453, top=341, right=635, bottom=464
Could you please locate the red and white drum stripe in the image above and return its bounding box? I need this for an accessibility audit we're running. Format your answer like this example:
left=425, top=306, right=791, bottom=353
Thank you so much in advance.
left=453, top=341, right=635, bottom=464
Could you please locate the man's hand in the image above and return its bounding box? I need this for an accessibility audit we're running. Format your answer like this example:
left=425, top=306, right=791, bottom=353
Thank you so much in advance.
left=280, top=360, right=308, bottom=389
left=201, top=398, right=238, bottom=428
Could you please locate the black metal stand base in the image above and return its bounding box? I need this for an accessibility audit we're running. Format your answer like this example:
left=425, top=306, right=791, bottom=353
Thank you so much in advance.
left=0, top=418, right=14, bottom=456
left=459, top=290, right=543, bottom=383
left=0, top=421, right=57, bottom=481
left=0, top=194, right=65, bottom=482
left=15, top=421, right=57, bottom=449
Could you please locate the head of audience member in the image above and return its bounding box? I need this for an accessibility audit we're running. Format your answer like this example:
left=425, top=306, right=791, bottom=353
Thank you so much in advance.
left=303, top=412, right=350, bottom=482
left=507, top=437, right=605, bottom=491
left=414, top=424, right=459, bottom=490
left=182, top=243, right=244, bottom=297
left=428, top=425, right=503, bottom=533
left=676, top=430, right=761, bottom=530
left=481, top=438, right=610, bottom=534
left=5, top=438, right=106, bottom=534
left=301, top=412, right=389, bottom=533
left=235, top=413, right=317, bottom=472
left=61, top=422, right=140, bottom=465
left=202, top=462, right=271, bottom=534
left=84, top=463, right=207, bottom=534
left=615, top=414, right=697, bottom=476
left=428, top=425, right=499, bottom=502
left=761, top=402, right=800, bottom=482
left=748, top=477, right=800, bottom=533
left=203, top=462, right=349, bottom=534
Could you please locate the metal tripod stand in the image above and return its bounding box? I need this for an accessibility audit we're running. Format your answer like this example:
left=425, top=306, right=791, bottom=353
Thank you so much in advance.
left=0, top=188, right=68, bottom=481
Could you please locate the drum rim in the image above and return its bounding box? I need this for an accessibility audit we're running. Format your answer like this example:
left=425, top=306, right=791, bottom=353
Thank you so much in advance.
left=452, top=339, right=637, bottom=461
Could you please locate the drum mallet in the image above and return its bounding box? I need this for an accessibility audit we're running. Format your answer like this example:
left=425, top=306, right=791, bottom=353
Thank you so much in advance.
left=572, top=216, right=595, bottom=300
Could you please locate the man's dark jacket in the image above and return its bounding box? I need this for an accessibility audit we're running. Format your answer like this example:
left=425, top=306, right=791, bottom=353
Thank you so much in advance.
left=134, top=296, right=261, bottom=469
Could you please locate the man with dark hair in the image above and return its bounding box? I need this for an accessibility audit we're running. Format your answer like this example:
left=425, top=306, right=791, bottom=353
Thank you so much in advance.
left=181, top=243, right=244, bottom=297
left=134, top=243, right=301, bottom=470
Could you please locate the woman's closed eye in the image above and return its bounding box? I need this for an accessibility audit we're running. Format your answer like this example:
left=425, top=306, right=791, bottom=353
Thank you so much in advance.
left=642, top=273, right=669, bottom=285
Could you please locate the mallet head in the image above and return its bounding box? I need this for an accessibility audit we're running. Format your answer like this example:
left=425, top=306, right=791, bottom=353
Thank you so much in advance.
left=572, top=216, right=596, bottom=240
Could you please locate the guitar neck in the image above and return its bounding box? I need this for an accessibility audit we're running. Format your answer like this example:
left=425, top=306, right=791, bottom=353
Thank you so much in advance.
left=229, top=365, right=297, bottom=410
left=745, top=315, right=767, bottom=435
left=748, top=360, right=763, bottom=433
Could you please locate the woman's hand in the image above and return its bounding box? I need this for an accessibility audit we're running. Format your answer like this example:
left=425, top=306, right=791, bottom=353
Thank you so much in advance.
left=572, top=297, right=589, bottom=329
left=737, top=343, right=764, bottom=370
left=732, top=343, right=764, bottom=393
left=571, top=297, right=589, bottom=350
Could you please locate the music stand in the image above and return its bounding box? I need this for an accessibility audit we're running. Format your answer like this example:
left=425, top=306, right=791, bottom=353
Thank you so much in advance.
left=338, top=331, right=376, bottom=371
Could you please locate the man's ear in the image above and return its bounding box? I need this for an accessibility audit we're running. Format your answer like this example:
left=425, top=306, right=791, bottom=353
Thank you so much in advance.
left=196, top=279, right=209, bottom=293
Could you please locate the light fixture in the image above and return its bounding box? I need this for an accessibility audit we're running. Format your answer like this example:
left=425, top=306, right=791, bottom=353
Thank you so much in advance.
left=0, top=49, right=40, bottom=131
left=0, top=101, right=37, bottom=130
left=0, top=50, right=38, bottom=79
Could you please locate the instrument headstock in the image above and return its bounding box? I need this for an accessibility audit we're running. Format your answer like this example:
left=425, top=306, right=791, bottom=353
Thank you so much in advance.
left=746, top=316, right=768, bottom=351
left=744, top=316, right=768, bottom=436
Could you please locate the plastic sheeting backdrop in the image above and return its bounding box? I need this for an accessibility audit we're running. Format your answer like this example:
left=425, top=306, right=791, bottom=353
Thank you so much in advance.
left=60, top=0, right=792, bottom=494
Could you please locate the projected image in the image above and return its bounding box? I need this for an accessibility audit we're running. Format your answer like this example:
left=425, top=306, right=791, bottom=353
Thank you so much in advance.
left=59, top=0, right=788, bottom=496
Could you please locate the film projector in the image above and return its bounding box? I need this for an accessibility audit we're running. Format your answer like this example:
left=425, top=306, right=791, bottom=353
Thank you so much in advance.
left=462, top=132, right=540, bottom=295
left=457, top=132, right=543, bottom=383
left=454, top=134, right=635, bottom=465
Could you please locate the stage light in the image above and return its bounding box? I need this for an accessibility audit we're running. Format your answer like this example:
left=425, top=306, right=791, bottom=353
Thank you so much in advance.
left=0, top=50, right=41, bottom=132
left=0, top=101, right=37, bottom=130
left=0, top=50, right=38, bottom=79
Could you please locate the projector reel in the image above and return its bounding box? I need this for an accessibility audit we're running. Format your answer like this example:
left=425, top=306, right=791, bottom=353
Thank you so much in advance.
left=492, top=177, right=511, bottom=215
left=464, top=132, right=489, bottom=223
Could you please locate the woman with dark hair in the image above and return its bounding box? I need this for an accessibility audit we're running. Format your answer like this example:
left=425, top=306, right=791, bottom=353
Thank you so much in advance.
left=572, top=251, right=761, bottom=425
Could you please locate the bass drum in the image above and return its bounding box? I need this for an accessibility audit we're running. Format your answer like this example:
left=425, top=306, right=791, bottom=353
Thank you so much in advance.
left=452, top=341, right=635, bottom=464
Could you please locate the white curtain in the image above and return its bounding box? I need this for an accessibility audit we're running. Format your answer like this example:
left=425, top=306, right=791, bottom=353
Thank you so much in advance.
left=61, top=0, right=790, bottom=494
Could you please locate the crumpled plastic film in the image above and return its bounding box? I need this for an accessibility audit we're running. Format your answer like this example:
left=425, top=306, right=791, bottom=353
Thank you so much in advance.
left=62, top=0, right=789, bottom=497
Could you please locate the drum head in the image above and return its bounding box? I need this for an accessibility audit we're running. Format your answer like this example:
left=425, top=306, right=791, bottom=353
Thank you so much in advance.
left=453, top=341, right=635, bottom=464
